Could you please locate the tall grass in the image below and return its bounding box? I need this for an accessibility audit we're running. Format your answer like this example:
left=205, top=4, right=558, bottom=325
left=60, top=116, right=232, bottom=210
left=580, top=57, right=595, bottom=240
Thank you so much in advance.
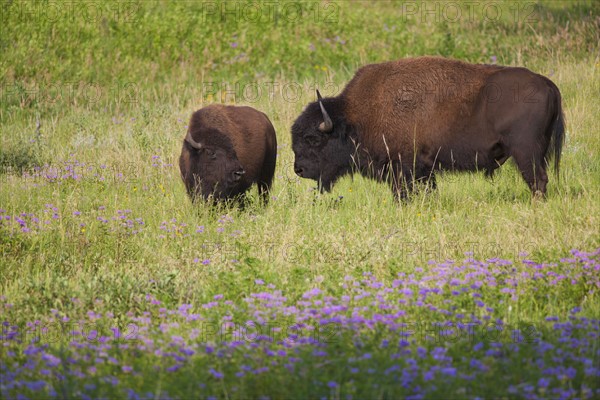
left=1, top=1, right=599, bottom=398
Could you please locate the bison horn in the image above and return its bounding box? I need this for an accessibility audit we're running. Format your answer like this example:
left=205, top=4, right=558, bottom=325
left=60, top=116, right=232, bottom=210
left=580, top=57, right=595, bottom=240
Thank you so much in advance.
left=316, top=90, right=333, bottom=133
left=185, top=131, right=203, bottom=150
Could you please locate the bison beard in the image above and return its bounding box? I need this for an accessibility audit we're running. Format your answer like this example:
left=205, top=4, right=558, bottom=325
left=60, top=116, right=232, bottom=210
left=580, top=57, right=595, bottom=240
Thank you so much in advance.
left=291, top=56, right=565, bottom=200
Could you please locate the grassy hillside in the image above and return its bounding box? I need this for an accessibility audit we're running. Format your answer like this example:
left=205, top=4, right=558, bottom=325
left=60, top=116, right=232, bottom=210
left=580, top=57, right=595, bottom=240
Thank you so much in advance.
left=1, top=1, right=599, bottom=399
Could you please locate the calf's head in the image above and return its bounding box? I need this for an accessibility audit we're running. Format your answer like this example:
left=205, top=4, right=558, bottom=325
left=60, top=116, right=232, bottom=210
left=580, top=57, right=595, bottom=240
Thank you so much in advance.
left=181, top=130, right=245, bottom=200
left=291, top=91, right=355, bottom=192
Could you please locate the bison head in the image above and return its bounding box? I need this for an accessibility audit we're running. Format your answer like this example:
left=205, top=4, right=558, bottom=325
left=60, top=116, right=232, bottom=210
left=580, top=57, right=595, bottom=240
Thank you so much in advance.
left=291, top=91, right=356, bottom=192
left=180, top=130, right=246, bottom=201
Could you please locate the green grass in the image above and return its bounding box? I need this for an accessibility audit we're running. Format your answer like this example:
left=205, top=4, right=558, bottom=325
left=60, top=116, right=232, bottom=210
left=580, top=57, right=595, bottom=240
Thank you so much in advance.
left=1, top=1, right=599, bottom=398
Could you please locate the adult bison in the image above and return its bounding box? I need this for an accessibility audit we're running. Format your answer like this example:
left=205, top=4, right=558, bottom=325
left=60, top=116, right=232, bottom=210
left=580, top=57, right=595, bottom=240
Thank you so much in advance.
left=179, top=104, right=277, bottom=203
left=292, top=56, right=565, bottom=199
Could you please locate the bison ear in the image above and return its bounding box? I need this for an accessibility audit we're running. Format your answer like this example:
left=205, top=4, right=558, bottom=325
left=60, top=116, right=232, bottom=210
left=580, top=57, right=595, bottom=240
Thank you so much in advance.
left=185, top=131, right=203, bottom=151
left=316, top=90, right=333, bottom=133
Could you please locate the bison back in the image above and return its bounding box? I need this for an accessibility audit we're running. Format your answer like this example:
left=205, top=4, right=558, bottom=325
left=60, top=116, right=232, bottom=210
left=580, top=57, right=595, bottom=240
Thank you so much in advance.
left=341, top=57, right=500, bottom=159
left=340, top=56, right=560, bottom=174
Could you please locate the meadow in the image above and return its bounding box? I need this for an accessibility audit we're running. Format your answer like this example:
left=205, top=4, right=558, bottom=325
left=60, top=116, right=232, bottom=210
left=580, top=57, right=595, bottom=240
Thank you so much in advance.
left=1, top=0, right=599, bottom=398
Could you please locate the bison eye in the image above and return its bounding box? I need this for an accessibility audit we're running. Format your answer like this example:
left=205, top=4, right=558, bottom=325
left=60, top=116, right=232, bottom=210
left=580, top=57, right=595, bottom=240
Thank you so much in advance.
left=304, top=133, right=322, bottom=147
left=205, top=149, right=216, bottom=159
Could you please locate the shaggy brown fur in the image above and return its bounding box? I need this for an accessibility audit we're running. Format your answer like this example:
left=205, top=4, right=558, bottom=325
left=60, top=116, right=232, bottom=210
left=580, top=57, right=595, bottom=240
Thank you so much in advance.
left=179, top=104, right=277, bottom=203
left=292, top=56, right=565, bottom=198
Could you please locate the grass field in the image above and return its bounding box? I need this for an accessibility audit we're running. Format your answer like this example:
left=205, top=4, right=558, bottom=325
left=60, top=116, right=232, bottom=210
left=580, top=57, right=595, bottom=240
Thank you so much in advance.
left=1, top=1, right=599, bottom=398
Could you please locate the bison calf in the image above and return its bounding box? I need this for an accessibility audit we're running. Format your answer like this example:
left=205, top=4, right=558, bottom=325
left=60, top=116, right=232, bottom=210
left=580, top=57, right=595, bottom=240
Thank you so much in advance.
left=292, top=56, right=565, bottom=199
left=179, top=104, right=277, bottom=203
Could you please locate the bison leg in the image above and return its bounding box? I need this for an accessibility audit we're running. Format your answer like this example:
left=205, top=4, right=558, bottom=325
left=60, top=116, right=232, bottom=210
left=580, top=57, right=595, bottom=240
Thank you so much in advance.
left=415, top=163, right=437, bottom=191
left=233, top=193, right=249, bottom=209
left=255, top=148, right=276, bottom=204
left=396, top=167, right=436, bottom=198
left=422, top=172, right=437, bottom=191
left=389, top=162, right=414, bottom=201
left=257, top=182, right=271, bottom=204
left=392, top=181, right=410, bottom=201
left=258, top=161, right=276, bottom=205
left=257, top=168, right=275, bottom=204
left=512, top=153, right=548, bottom=197
left=389, top=162, right=436, bottom=201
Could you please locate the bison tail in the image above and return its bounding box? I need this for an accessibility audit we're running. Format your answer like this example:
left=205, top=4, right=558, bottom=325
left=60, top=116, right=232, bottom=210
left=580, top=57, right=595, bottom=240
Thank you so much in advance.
left=547, top=83, right=565, bottom=177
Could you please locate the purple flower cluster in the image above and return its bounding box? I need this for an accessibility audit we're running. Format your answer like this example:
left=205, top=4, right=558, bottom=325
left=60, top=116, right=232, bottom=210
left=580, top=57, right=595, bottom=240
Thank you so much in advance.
left=1, top=249, right=599, bottom=399
left=157, top=215, right=235, bottom=239
left=17, top=155, right=140, bottom=188
left=150, top=154, right=173, bottom=168
left=0, top=207, right=144, bottom=237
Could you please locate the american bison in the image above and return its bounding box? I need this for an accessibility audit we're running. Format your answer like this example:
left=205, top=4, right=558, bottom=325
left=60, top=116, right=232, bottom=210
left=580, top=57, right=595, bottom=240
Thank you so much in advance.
left=292, top=56, right=565, bottom=199
left=179, top=104, right=277, bottom=203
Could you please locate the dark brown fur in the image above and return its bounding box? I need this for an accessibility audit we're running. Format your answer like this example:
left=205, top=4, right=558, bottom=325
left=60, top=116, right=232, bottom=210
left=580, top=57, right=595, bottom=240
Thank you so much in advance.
left=179, top=104, right=277, bottom=203
left=292, top=56, right=565, bottom=199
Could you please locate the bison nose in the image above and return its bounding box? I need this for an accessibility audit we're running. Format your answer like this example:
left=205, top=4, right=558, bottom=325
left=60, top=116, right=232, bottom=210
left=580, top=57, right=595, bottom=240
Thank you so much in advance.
left=294, top=164, right=304, bottom=177
left=233, top=169, right=245, bottom=181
